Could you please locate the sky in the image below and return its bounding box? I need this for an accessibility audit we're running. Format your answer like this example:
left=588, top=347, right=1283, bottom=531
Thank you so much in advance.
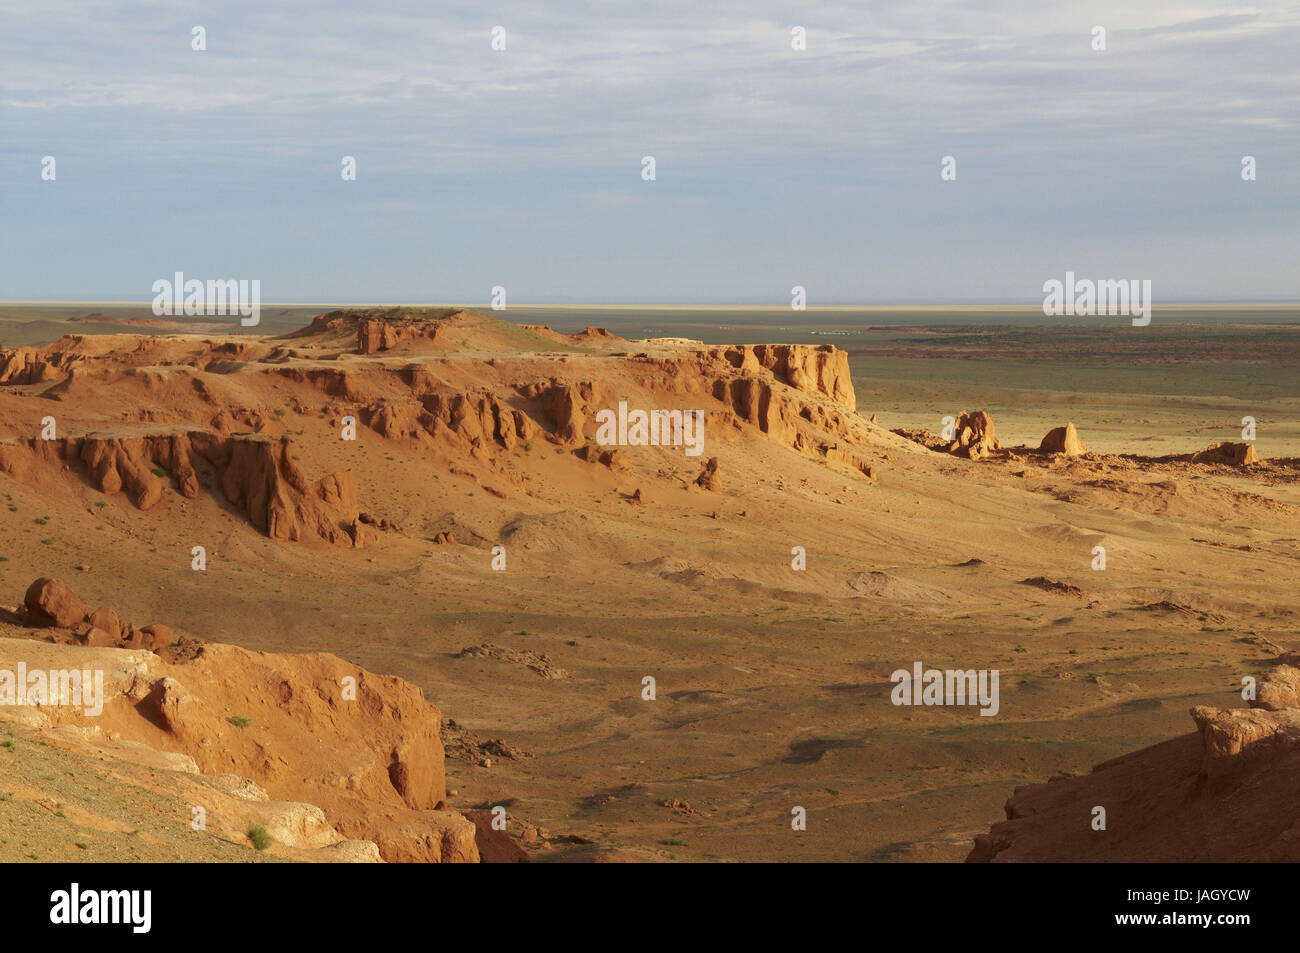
left=2, top=0, right=1298, bottom=304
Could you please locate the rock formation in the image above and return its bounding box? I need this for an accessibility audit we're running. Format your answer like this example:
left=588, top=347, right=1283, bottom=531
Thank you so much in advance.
left=1039, top=422, right=1088, bottom=456
left=704, top=344, right=855, bottom=412
left=967, top=654, right=1300, bottom=862
left=285, top=307, right=461, bottom=354
left=0, top=431, right=365, bottom=546
left=8, top=578, right=482, bottom=862
left=695, top=457, right=721, bottom=491
left=947, top=410, right=1000, bottom=460
left=1192, top=441, right=1258, bottom=466
left=25, top=577, right=196, bottom=654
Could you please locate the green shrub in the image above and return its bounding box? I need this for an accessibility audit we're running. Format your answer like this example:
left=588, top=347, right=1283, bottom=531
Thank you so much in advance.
left=247, top=824, right=272, bottom=851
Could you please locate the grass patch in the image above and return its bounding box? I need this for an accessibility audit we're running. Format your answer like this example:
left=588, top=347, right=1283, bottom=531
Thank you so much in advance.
left=247, top=824, right=273, bottom=851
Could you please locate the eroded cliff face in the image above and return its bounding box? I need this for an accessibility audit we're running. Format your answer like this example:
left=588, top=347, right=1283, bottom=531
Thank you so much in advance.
left=717, top=344, right=857, bottom=413
left=0, top=321, right=884, bottom=546
left=0, top=344, right=68, bottom=384
left=968, top=654, right=1300, bottom=863
left=0, top=432, right=365, bottom=546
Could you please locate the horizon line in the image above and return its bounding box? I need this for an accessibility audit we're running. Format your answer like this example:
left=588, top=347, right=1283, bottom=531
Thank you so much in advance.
left=3, top=300, right=1300, bottom=310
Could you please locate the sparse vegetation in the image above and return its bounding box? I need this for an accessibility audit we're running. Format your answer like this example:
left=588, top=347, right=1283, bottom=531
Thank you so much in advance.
left=247, top=824, right=273, bottom=851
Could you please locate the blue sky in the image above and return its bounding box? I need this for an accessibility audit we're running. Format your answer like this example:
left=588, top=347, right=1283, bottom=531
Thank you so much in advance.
left=2, top=1, right=1298, bottom=304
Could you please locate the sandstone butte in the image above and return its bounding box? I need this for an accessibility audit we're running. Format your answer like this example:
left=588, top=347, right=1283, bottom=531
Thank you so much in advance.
left=0, top=311, right=874, bottom=549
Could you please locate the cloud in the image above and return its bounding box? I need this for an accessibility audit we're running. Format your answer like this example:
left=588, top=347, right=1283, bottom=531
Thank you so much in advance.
left=3, top=0, right=1298, bottom=300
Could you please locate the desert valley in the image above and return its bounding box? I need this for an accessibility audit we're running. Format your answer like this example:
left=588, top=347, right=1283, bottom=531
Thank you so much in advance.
left=0, top=305, right=1295, bottom=862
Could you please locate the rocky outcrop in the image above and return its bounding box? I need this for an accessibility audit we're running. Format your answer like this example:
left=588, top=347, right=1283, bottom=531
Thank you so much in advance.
left=0, top=431, right=364, bottom=547
left=197, top=434, right=363, bottom=545
left=0, top=345, right=66, bottom=384
left=270, top=365, right=382, bottom=404
left=284, top=307, right=463, bottom=354
left=257, top=328, right=869, bottom=478
left=711, top=344, right=855, bottom=412
left=7, top=579, right=480, bottom=862
left=421, top=392, right=538, bottom=450
left=516, top=381, right=601, bottom=447
left=0, top=334, right=158, bottom=384
left=356, top=316, right=445, bottom=354
left=695, top=457, right=721, bottom=492
left=575, top=445, right=625, bottom=469
left=83, top=433, right=201, bottom=508
left=947, top=410, right=1000, bottom=460
left=968, top=655, right=1300, bottom=862
left=357, top=813, right=480, bottom=863
left=1252, top=655, right=1300, bottom=711
left=23, top=576, right=196, bottom=655
left=1192, top=441, right=1258, bottom=466
left=360, top=393, right=540, bottom=457
left=1189, top=704, right=1300, bottom=780
left=713, top=378, right=800, bottom=446
left=1039, top=422, right=1088, bottom=456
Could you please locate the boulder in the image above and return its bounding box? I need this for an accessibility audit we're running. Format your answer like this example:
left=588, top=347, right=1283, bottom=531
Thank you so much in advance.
left=24, top=577, right=89, bottom=628
left=89, top=606, right=124, bottom=642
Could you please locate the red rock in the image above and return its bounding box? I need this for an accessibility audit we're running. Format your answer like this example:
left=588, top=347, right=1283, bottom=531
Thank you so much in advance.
left=947, top=410, right=1000, bottom=460
left=89, top=606, right=124, bottom=641
left=968, top=655, right=1300, bottom=862
left=24, top=577, right=89, bottom=628
left=1192, top=442, right=1257, bottom=466
left=138, top=624, right=175, bottom=651
left=1252, top=665, right=1300, bottom=712
left=695, top=457, right=721, bottom=492
left=465, top=809, right=531, bottom=863
left=1039, top=422, right=1088, bottom=456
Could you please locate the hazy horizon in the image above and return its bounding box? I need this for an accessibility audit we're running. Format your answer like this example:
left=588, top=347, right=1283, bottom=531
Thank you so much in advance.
left=5, top=298, right=1300, bottom=308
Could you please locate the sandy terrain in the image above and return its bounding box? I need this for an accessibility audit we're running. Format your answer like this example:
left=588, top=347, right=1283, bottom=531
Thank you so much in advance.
left=0, top=306, right=1295, bottom=861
